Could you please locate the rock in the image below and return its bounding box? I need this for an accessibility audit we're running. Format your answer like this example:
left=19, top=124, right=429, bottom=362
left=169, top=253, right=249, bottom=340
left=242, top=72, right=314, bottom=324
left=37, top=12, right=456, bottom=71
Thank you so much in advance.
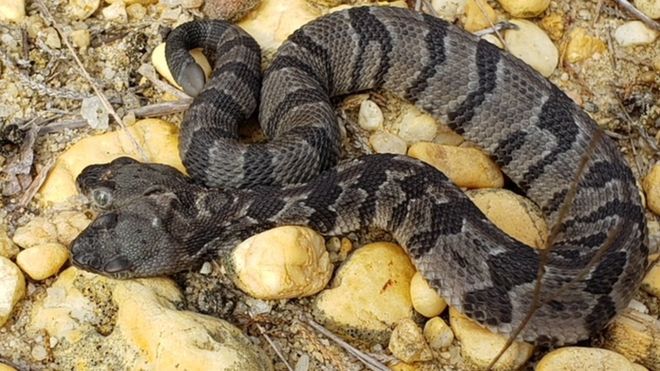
left=408, top=142, right=504, bottom=189
left=602, top=310, right=660, bottom=371
left=635, top=0, right=660, bottom=19
left=101, top=1, right=128, bottom=22
left=410, top=272, right=447, bottom=318
left=563, top=27, right=606, bottom=63
left=504, top=19, right=558, bottom=77
left=313, top=242, right=416, bottom=343
left=52, top=211, right=92, bottom=246
left=450, top=307, right=534, bottom=370
left=39, top=119, right=185, bottom=204
left=423, top=317, right=454, bottom=349
left=43, top=28, right=62, bottom=49
left=614, top=21, right=658, bottom=46
left=358, top=99, right=384, bottom=131
left=0, top=0, right=25, bottom=23
left=466, top=189, right=548, bottom=248
left=0, top=257, right=25, bottom=327
left=641, top=260, right=660, bottom=298
left=388, top=318, right=433, bottom=363
left=81, top=96, right=109, bottom=130
left=125, top=3, right=146, bottom=19
left=431, top=0, right=467, bottom=21
left=433, top=124, right=464, bottom=146
left=228, top=226, right=332, bottom=300
left=68, top=0, right=100, bottom=20
left=16, top=243, right=70, bottom=281
left=106, top=0, right=156, bottom=5
left=12, top=217, right=58, bottom=249
left=497, top=0, right=549, bottom=18
left=238, top=0, right=321, bottom=53
left=0, top=364, right=17, bottom=371
left=369, top=131, right=408, bottom=155
left=70, top=29, right=91, bottom=49
left=396, top=105, right=437, bottom=143
left=643, top=163, right=660, bottom=215
left=539, top=13, right=565, bottom=41
left=0, top=227, right=19, bottom=259
left=203, top=0, right=260, bottom=21
left=482, top=34, right=504, bottom=48
left=151, top=42, right=212, bottom=92
left=462, top=0, right=497, bottom=33
left=537, top=346, right=648, bottom=371
left=30, top=267, right=273, bottom=369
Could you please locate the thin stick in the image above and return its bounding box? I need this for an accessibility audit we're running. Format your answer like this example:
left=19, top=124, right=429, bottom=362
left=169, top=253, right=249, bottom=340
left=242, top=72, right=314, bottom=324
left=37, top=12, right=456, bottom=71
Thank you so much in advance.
left=253, top=321, right=294, bottom=371
left=18, top=157, right=55, bottom=207
left=34, top=0, right=148, bottom=161
left=472, top=0, right=510, bottom=51
left=130, top=100, right=192, bottom=117
left=614, top=0, right=660, bottom=31
left=304, top=317, right=390, bottom=371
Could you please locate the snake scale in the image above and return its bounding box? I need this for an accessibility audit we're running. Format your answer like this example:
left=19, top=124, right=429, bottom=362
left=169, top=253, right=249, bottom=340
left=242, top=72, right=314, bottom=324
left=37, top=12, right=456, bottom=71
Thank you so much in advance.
left=71, top=6, right=648, bottom=344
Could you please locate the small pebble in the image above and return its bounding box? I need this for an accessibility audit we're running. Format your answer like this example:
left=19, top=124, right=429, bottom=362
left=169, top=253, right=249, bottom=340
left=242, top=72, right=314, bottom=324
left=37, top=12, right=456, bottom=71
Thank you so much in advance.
left=563, top=28, right=606, bottom=63
left=641, top=260, right=660, bottom=298
left=539, top=13, right=565, bottom=40
left=0, top=257, right=25, bottom=327
left=68, top=0, right=100, bottom=20
left=12, top=217, right=58, bottom=249
left=643, top=163, right=660, bottom=215
left=358, top=99, right=383, bottom=131
left=408, top=142, right=504, bottom=188
left=396, top=106, right=437, bottom=143
left=603, top=310, right=660, bottom=371
left=199, top=262, right=212, bottom=275
left=433, top=124, right=464, bottom=146
left=294, top=354, right=310, bottom=371
left=126, top=3, right=146, bottom=19
left=0, top=227, right=19, bottom=259
left=70, top=29, right=91, bottom=49
left=0, top=363, right=17, bottom=371
left=423, top=317, right=454, bottom=349
left=614, top=21, right=658, bottom=47
left=0, top=0, right=26, bottom=22
left=43, top=28, right=62, bottom=49
left=537, top=347, right=647, bottom=371
left=203, top=0, right=260, bottom=22
left=388, top=318, right=434, bottom=363
left=31, top=345, right=48, bottom=361
left=229, top=226, right=332, bottom=299
left=410, top=272, right=447, bottom=318
left=634, top=0, right=660, bottom=19
left=462, top=0, right=497, bottom=32
left=497, top=0, right=549, bottom=18
left=102, top=1, right=128, bottom=22
left=431, top=0, right=467, bottom=21
left=81, top=96, right=109, bottom=130
left=369, top=131, right=408, bottom=154
left=482, top=34, right=504, bottom=49
left=16, top=242, right=70, bottom=280
left=52, top=211, right=91, bottom=245
left=504, top=19, right=558, bottom=77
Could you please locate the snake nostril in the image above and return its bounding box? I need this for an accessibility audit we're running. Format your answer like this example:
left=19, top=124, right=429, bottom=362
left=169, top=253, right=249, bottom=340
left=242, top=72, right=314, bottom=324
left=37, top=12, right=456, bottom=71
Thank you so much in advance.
left=73, top=252, right=101, bottom=269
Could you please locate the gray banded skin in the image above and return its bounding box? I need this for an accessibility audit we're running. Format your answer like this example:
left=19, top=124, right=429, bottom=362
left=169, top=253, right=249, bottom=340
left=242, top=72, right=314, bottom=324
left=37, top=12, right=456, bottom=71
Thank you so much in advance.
left=71, top=7, right=648, bottom=345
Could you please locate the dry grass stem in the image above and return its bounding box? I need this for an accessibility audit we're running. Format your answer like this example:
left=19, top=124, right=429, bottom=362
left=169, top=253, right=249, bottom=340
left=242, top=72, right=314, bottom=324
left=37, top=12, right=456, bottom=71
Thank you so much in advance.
left=253, top=321, right=294, bottom=371
left=614, top=0, right=660, bottom=31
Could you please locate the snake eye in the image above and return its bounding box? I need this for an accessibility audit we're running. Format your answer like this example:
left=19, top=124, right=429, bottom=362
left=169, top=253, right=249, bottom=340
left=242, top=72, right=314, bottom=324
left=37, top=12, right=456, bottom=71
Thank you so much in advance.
left=91, top=187, right=113, bottom=208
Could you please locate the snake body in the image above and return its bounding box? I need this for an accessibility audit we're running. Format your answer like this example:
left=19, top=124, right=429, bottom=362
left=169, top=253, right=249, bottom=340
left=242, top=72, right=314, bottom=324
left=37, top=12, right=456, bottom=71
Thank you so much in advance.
left=71, top=6, right=648, bottom=344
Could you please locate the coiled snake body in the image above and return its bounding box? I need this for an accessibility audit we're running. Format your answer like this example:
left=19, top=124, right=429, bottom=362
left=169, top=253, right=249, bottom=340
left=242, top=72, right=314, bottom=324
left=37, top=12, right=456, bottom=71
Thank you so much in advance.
left=71, top=6, right=648, bottom=344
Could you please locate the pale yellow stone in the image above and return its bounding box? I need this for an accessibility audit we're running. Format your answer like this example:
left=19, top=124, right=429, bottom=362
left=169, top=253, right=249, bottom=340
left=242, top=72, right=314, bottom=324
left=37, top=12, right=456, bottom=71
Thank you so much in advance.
left=370, top=131, right=408, bottom=155
left=563, top=28, right=606, bottom=63
left=125, top=3, right=146, bottom=19
left=106, top=0, right=156, bottom=5
left=462, top=0, right=497, bottom=32
left=397, top=106, right=437, bottom=144
left=0, top=0, right=26, bottom=23
left=0, top=257, right=25, bottom=327
left=408, top=142, right=504, bottom=189
left=70, top=29, right=91, bottom=49
left=614, top=21, right=658, bottom=46
left=423, top=317, right=454, bottom=349
left=151, top=43, right=212, bottom=92
left=635, top=0, right=660, bottom=19
left=12, top=217, right=58, bottom=249
left=101, top=1, right=127, bottom=22
left=537, top=346, right=648, bottom=371
left=497, top=0, right=549, bottom=18
left=603, top=309, right=660, bottom=371
left=30, top=267, right=273, bottom=369
left=431, top=0, right=468, bottom=21
left=539, top=13, right=565, bottom=41
left=389, top=318, right=434, bottom=363
left=68, top=0, right=100, bottom=20
left=238, top=0, right=321, bottom=52
left=450, top=307, right=534, bottom=370
left=16, top=243, right=70, bottom=281
left=358, top=99, right=384, bottom=131
left=643, top=163, right=660, bottom=215
left=0, top=227, right=19, bottom=259
left=504, top=19, right=558, bottom=77
left=39, top=119, right=185, bottom=204
left=466, top=189, right=548, bottom=248
left=314, top=242, right=416, bottom=342
left=43, top=27, right=62, bottom=49
left=0, top=364, right=17, bottom=371
left=410, top=272, right=447, bottom=318
left=229, top=226, right=332, bottom=300
left=52, top=211, right=92, bottom=246
left=482, top=34, right=504, bottom=49
left=433, top=125, right=464, bottom=146
left=641, top=261, right=660, bottom=298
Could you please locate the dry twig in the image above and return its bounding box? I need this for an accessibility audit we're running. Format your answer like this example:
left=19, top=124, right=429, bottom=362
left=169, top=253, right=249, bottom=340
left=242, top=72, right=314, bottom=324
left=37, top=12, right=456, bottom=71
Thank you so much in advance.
left=614, top=0, right=660, bottom=31
left=252, top=321, right=294, bottom=371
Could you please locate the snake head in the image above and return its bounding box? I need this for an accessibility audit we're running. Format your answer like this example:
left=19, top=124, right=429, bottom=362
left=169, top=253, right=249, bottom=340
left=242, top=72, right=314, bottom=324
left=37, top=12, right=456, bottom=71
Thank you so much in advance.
left=71, top=188, right=210, bottom=278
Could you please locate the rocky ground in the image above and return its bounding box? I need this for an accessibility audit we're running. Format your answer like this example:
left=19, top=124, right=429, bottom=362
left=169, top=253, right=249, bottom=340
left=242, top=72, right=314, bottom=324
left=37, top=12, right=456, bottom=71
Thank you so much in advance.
left=0, top=0, right=659, bottom=370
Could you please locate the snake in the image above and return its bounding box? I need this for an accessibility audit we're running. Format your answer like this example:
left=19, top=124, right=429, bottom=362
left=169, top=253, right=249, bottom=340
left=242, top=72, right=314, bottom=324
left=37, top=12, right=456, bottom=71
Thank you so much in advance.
left=70, top=6, right=648, bottom=345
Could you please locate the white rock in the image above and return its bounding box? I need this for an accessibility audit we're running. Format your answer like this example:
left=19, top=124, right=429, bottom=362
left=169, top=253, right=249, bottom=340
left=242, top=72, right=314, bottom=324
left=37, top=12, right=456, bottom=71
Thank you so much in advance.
left=388, top=318, right=433, bottom=363
left=537, top=347, right=648, bottom=371
left=101, top=1, right=128, bottom=22
left=504, top=19, right=558, bottom=77
left=12, top=217, right=58, bottom=249
left=635, top=0, right=660, bottom=19
left=229, top=226, right=332, bottom=299
left=614, top=21, right=658, bottom=47
left=423, top=317, right=454, bottom=349
left=410, top=272, right=447, bottom=318
left=358, top=99, right=383, bottom=131
left=43, top=28, right=62, bottom=49
left=81, top=96, right=109, bottom=130
left=397, top=106, right=437, bottom=143
left=431, top=0, right=467, bottom=21
left=0, top=0, right=25, bottom=22
left=369, top=131, right=407, bottom=154
left=0, top=256, right=26, bottom=327
left=497, top=0, right=549, bottom=18
left=68, top=0, right=101, bottom=20
left=16, top=242, right=70, bottom=281
left=0, top=227, right=18, bottom=259
left=70, top=29, right=91, bottom=49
